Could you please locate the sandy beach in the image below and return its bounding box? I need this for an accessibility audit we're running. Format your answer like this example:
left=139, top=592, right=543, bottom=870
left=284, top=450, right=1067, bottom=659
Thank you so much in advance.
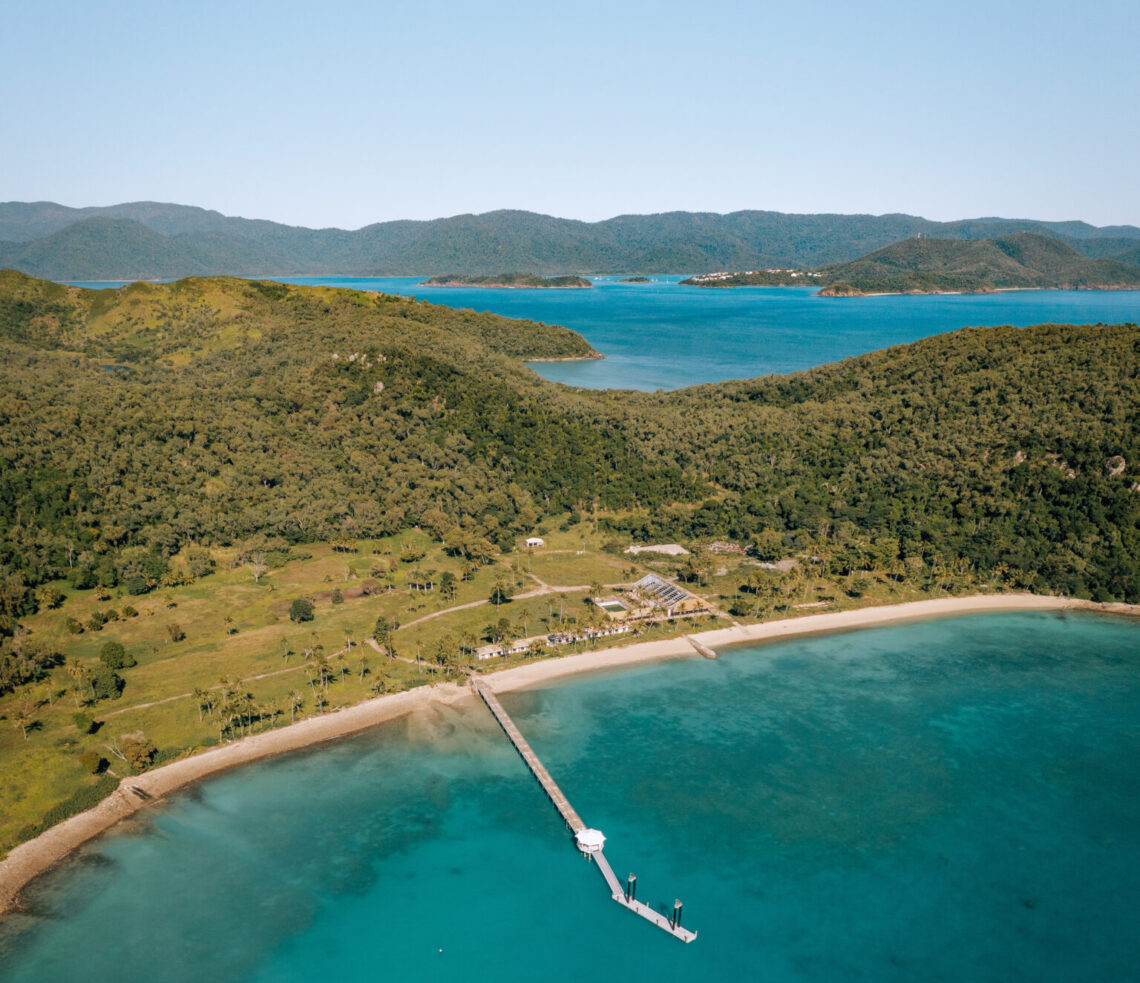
left=1, top=591, right=1135, bottom=916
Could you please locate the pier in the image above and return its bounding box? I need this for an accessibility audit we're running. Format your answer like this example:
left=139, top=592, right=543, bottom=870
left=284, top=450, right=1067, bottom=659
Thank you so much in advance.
left=473, top=678, right=697, bottom=943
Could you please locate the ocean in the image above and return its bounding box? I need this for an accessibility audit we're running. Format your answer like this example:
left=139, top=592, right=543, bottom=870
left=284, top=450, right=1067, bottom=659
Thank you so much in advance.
left=3, top=611, right=1137, bottom=982
left=65, top=276, right=1140, bottom=391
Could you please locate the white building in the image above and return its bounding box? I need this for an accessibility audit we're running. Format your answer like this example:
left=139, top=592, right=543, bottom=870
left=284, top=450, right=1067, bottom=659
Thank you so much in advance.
left=525, top=536, right=545, bottom=548
left=575, top=828, right=605, bottom=854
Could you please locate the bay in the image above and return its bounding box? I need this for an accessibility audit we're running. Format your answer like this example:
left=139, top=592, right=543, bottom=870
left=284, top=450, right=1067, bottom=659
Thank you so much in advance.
left=66, top=276, right=1140, bottom=391
left=2, top=611, right=1137, bottom=982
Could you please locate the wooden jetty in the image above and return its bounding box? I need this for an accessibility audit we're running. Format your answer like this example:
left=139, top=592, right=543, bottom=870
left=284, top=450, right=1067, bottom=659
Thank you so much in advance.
left=473, top=678, right=697, bottom=943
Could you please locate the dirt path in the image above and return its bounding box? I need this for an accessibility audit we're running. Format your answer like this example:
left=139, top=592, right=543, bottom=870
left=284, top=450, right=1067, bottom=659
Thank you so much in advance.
left=101, top=644, right=357, bottom=719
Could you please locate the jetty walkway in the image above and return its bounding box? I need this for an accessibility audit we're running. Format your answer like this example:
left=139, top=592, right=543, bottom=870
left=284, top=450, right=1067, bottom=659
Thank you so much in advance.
left=472, top=678, right=696, bottom=943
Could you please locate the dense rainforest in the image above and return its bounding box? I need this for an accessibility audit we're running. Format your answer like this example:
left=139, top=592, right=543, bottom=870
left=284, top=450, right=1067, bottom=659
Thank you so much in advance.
left=1, top=270, right=1138, bottom=650
left=2, top=201, right=1140, bottom=279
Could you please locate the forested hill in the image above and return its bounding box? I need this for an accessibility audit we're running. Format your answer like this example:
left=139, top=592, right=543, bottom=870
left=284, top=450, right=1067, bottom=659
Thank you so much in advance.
left=2, top=201, right=1140, bottom=279
left=0, top=271, right=1138, bottom=640
left=816, top=233, right=1140, bottom=295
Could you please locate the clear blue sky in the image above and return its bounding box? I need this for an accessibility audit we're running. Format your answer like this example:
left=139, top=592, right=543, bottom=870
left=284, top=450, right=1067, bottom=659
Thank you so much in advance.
left=2, top=0, right=1138, bottom=228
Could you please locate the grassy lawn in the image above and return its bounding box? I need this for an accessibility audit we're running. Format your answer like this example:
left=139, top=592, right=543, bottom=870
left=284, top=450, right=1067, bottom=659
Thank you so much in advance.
left=522, top=549, right=644, bottom=588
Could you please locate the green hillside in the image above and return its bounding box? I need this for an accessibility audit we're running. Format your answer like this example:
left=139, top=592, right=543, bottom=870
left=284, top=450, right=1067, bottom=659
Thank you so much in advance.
left=0, top=270, right=1138, bottom=841
left=815, top=233, right=1140, bottom=295
left=2, top=202, right=1139, bottom=279
left=1, top=269, right=1137, bottom=643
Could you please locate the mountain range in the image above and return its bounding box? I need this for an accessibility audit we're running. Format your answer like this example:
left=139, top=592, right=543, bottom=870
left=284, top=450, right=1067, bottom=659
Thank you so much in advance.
left=2, top=201, right=1140, bottom=280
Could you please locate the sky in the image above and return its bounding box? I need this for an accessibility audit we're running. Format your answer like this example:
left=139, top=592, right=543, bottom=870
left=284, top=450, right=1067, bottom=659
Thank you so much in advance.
left=2, top=0, right=1138, bottom=229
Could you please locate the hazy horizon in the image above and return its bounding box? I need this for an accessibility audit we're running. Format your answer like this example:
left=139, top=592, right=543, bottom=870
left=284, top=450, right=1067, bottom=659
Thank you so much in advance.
left=4, top=199, right=1139, bottom=236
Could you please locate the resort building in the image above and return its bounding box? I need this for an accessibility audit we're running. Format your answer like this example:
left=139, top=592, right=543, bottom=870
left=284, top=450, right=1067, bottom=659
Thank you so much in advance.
left=631, top=573, right=706, bottom=617
left=525, top=536, right=545, bottom=548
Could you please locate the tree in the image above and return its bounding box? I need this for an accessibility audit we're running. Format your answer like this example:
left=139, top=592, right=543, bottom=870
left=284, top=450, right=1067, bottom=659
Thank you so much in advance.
left=121, top=733, right=157, bottom=772
left=166, top=622, right=185, bottom=642
left=372, top=615, right=397, bottom=659
left=289, top=598, right=314, bottom=623
left=99, top=640, right=137, bottom=669
left=13, top=698, right=35, bottom=740
left=91, top=667, right=125, bottom=701
left=288, top=690, right=303, bottom=723
left=79, top=748, right=107, bottom=773
left=68, top=659, right=91, bottom=706
left=36, top=584, right=65, bottom=611
left=193, top=687, right=210, bottom=722
left=434, top=634, right=455, bottom=669
left=185, top=545, right=215, bottom=579
left=246, top=550, right=268, bottom=584
left=490, top=576, right=509, bottom=611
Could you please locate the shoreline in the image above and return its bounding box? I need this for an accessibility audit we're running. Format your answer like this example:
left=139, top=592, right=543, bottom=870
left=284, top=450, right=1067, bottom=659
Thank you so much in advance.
left=524, top=352, right=605, bottom=363
left=817, top=284, right=1140, bottom=298
left=1, top=591, right=1136, bottom=917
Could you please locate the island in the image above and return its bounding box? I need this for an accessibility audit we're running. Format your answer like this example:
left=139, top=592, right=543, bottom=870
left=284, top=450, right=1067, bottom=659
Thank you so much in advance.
left=682, top=233, right=1140, bottom=296
left=680, top=269, right=823, bottom=287
left=620, top=275, right=651, bottom=283
left=0, top=269, right=1138, bottom=911
left=816, top=233, right=1140, bottom=296
left=421, top=273, right=592, bottom=288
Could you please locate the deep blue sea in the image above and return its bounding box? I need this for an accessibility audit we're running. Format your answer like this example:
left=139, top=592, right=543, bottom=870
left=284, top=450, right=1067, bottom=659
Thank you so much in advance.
left=67, top=276, right=1140, bottom=391
left=3, top=611, right=1138, bottom=982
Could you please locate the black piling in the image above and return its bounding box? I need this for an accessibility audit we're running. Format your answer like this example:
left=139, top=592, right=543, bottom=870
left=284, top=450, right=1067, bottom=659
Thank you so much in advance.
left=671, top=899, right=683, bottom=929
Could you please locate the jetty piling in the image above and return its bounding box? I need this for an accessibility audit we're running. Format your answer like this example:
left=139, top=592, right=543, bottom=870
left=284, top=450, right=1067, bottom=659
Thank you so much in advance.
left=472, top=678, right=697, bottom=943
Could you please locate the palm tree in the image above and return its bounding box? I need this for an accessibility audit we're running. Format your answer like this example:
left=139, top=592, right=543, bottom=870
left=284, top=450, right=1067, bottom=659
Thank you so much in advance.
left=192, top=687, right=209, bottom=722
left=68, top=659, right=90, bottom=707
left=288, top=690, right=303, bottom=724
left=13, top=697, right=34, bottom=740
left=490, top=575, right=509, bottom=611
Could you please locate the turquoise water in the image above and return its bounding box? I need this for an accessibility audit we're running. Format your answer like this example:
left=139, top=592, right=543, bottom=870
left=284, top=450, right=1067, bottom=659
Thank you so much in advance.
left=3, top=611, right=1138, bottom=982
left=66, top=276, right=1140, bottom=391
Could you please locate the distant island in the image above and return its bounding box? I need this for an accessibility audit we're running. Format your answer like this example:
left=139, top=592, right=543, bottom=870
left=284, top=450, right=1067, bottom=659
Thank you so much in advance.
left=680, top=269, right=823, bottom=287
left=3, top=200, right=1140, bottom=281
left=421, top=273, right=593, bottom=289
left=683, top=233, right=1140, bottom=297
left=620, top=275, right=651, bottom=283
left=815, top=233, right=1140, bottom=296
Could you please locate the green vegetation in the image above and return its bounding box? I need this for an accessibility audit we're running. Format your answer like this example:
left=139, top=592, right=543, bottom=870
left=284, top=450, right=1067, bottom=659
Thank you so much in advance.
left=0, top=269, right=1138, bottom=852
left=684, top=233, right=1140, bottom=295
left=421, top=273, right=592, bottom=288
left=3, top=201, right=1139, bottom=279
left=815, top=233, right=1140, bottom=295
